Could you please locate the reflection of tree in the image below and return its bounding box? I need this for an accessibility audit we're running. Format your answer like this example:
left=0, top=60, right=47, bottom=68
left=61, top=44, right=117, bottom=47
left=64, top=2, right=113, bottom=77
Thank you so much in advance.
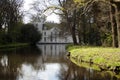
left=0, top=46, right=44, bottom=80
left=62, top=62, right=85, bottom=80
left=58, top=61, right=120, bottom=80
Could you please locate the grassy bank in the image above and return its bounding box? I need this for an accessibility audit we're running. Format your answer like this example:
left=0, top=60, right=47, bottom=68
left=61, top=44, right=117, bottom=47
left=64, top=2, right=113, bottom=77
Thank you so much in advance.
left=67, top=45, right=120, bottom=71
left=0, top=43, right=29, bottom=50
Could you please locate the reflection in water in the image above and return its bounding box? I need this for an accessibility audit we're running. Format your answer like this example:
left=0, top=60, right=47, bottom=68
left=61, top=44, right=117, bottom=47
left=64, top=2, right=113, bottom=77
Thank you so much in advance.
left=0, top=55, right=8, bottom=74
left=18, top=63, right=62, bottom=80
left=1, top=55, right=8, bottom=67
left=0, top=44, right=120, bottom=80
left=37, top=44, right=66, bottom=58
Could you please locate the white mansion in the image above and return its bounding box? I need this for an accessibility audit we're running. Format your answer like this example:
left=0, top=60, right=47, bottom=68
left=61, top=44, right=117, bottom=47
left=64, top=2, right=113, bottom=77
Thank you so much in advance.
left=34, top=21, right=73, bottom=43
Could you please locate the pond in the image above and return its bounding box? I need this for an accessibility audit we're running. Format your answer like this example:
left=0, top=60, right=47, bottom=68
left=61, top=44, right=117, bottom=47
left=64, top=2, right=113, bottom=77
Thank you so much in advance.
left=0, top=44, right=119, bottom=80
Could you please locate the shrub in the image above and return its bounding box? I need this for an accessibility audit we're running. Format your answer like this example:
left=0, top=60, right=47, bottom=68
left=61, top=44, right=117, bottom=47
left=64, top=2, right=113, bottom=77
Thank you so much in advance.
left=0, top=31, right=12, bottom=44
left=19, top=24, right=42, bottom=45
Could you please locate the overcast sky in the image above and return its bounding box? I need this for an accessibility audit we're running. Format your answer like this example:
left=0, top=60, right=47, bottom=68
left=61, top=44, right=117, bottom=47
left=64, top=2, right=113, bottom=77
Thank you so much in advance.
left=23, top=0, right=60, bottom=23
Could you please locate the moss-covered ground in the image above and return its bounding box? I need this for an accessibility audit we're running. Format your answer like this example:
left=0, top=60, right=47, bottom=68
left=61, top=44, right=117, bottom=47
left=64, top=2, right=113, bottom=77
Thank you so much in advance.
left=67, top=45, right=120, bottom=71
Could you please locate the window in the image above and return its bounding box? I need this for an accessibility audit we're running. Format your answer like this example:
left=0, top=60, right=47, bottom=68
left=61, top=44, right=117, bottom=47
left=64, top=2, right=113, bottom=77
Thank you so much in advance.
left=55, top=37, right=57, bottom=42
left=36, top=24, right=38, bottom=27
left=51, top=32, right=53, bottom=42
left=50, top=37, right=53, bottom=42
left=44, top=32, right=46, bottom=36
left=44, top=37, right=46, bottom=42
left=42, top=24, right=45, bottom=30
left=51, top=32, right=52, bottom=35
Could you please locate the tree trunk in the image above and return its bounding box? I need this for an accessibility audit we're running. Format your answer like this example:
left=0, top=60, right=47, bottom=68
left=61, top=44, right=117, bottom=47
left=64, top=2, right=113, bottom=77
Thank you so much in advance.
left=114, top=5, right=120, bottom=47
left=71, top=26, right=78, bottom=45
left=72, top=10, right=78, bottom=45
left=0, top=24, right=2, bottom=30
left=78, top=31, right=81, bottom=44
left=110, top=5, right=117, bottom=47
left=66, top=14, right=78, bottom=45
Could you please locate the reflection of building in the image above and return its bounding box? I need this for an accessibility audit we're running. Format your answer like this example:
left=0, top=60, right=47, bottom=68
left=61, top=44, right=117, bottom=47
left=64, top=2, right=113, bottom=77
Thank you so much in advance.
left=34, top=21, right=73, bottom=43
left=37, top=44, right=66, bottom=56
left=37, top=44, right=66, bottom=63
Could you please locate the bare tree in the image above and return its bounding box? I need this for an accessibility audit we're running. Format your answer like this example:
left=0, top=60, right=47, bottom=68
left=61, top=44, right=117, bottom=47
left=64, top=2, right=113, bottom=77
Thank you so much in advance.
left=0, top=0, right=23, bottom=32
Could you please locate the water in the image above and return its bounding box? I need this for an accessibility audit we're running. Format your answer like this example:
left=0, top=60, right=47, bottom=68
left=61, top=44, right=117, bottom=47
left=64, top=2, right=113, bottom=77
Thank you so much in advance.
left=0, top=44, right=120, bottom=80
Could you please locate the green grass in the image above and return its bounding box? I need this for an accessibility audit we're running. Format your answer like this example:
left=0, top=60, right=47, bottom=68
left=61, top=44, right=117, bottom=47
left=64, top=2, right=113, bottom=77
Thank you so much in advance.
left=67, top=45, right=120, bottom=71
left=0, top=43, right=29, bottom=50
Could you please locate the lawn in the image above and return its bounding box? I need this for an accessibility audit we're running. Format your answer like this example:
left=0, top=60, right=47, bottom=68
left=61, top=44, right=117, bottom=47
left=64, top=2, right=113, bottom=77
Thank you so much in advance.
left=0, top=43, right=29, bottom=50
left=67, top=45, right=120, bottom=71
